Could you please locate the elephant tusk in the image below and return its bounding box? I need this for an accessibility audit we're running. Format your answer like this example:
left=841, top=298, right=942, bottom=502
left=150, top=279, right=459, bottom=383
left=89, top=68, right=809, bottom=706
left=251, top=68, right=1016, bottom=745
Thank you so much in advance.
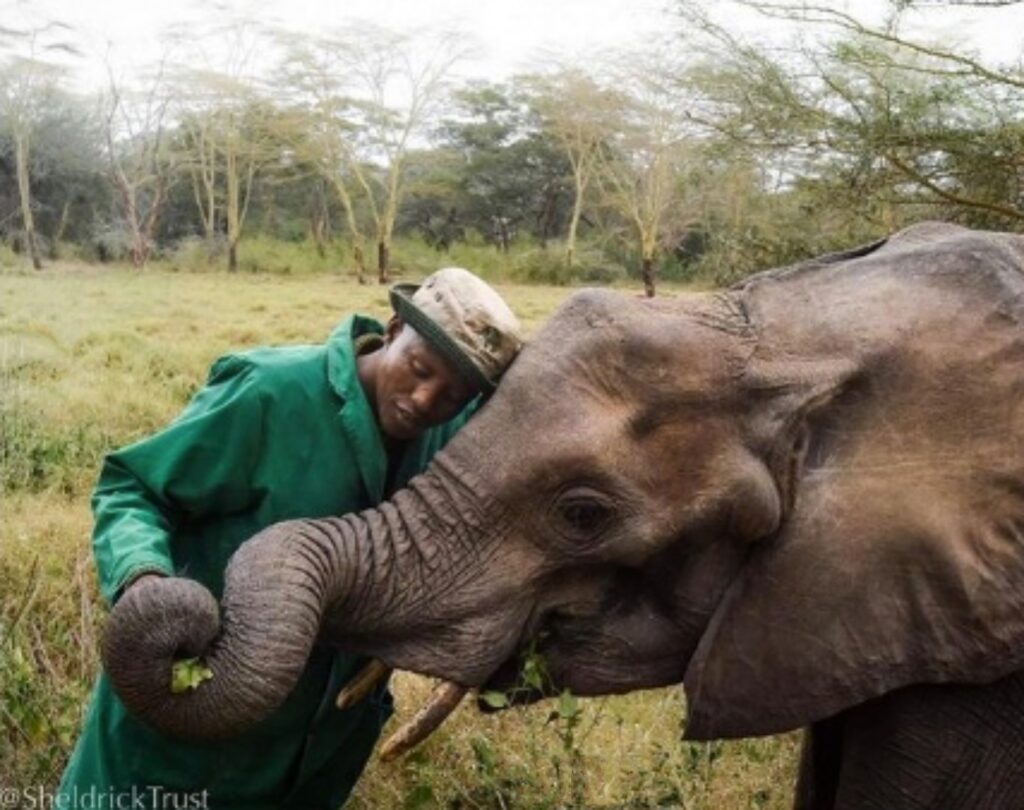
left=379, top=680, right=468, bottom=762
left=336, top=659, right=392, bottom=710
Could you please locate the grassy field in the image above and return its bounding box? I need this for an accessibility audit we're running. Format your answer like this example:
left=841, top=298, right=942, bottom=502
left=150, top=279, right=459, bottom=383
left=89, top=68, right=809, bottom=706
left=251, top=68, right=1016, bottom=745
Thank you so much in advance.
left=0, top=262, right=799, bottom=808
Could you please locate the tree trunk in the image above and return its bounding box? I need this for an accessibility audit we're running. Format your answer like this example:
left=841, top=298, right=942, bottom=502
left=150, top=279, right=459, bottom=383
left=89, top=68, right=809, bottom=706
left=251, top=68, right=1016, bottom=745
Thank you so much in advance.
left=225, top=149, right=242, bottom=273
left=566, top=195, right=583, bottom=268
left=329, top=177, right=367, bottom=283
left=15, top=135, right=42, bottom=271
left=137, top=180, right=168, bottom=271
left=377, top=240, right=389, bottom=284
left=311, top=183, right=330, bottom=259
left=25, top=229, right=42, bottom=271
left=353, top=243, right=367, bottom=284
left=537, top=184, right=559, bottom=249
left=51, top=197, right=73, bottom=259
left=641, top=255, right=656, bottom=298
left=494, top=218, right=511, bottom=254
left=312, top=209, right=327, bottom=259
left=131, top=237, right=146, bottom=271
left=117, top=185, right=146, bottom=270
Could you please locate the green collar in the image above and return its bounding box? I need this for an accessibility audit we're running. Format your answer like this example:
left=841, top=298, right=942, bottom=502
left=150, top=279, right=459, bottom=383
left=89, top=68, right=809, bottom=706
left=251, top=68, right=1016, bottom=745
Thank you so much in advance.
left=326, top=315, right=389, bottom=501
left=326, top=314, right=385, bottom=402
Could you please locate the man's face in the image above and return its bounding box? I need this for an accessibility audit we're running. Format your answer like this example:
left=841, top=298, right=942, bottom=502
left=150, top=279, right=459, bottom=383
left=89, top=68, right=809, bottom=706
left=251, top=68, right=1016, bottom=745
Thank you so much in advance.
left=374, top=319, right=478, bottom=440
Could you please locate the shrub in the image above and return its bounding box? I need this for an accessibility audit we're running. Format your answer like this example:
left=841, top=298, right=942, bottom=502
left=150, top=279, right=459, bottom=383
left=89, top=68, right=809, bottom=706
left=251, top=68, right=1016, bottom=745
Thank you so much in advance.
left=0, top=241, right=21, bottom=269
left=508, top=245, right=628, bottom=286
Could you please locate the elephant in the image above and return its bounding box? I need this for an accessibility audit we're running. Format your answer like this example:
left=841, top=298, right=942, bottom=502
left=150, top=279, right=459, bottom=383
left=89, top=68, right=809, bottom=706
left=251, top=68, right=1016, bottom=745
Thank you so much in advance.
left=103, top=221, right=1024, bottom=808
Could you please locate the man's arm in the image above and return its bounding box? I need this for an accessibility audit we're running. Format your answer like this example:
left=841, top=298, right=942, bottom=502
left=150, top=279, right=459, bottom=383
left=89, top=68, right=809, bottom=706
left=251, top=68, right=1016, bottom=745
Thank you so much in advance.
left=92, top=354, right=267, bottom=605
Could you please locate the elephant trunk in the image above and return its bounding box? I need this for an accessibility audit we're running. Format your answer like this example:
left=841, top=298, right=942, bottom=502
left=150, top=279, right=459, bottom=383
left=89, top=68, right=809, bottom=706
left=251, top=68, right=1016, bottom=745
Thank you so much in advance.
left=101, top=519, right=338, bottom=739
left=101, top=453, right=507, bottom=741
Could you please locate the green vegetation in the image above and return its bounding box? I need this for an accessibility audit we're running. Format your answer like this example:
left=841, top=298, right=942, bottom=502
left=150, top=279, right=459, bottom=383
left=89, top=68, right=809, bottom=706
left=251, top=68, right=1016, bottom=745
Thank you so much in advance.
left=0, top=264, right=798, bottom=807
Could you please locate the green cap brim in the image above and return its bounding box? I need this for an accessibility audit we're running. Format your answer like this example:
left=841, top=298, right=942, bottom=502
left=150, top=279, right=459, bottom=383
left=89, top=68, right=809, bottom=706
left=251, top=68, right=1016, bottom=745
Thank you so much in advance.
left=389, top=284, right=495, bottom=395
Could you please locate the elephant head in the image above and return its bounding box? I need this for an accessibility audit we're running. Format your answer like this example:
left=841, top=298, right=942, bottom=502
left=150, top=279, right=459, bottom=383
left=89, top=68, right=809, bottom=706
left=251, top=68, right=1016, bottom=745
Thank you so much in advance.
left=103, top=222, right=1024, bottom=749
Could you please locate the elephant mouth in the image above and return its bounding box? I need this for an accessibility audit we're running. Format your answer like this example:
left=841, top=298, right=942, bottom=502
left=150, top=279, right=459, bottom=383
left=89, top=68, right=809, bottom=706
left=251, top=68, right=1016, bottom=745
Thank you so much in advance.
left=358, top=604, right=557, bottom=759
left=363, top=576, right=650, bottom=760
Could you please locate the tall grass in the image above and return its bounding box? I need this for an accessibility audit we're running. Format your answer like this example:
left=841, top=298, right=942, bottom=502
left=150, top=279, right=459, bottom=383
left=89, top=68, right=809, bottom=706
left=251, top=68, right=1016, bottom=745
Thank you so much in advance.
left=0, top=262, right=798, bottom=806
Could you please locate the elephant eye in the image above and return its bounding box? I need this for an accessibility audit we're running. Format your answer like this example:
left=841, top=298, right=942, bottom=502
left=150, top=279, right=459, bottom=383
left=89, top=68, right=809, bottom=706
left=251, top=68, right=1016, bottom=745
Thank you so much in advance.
left=556, top=489, right=614, bottom=536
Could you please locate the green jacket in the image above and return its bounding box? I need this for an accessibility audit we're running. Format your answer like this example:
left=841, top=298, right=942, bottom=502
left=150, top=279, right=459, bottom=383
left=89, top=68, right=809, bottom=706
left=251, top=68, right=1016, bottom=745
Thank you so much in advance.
left=59, top=315, right=472, bottom=810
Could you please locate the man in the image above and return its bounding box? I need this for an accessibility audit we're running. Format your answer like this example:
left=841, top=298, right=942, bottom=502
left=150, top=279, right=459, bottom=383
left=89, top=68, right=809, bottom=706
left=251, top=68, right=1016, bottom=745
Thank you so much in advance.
left=59, top=268, right=523, bottom=809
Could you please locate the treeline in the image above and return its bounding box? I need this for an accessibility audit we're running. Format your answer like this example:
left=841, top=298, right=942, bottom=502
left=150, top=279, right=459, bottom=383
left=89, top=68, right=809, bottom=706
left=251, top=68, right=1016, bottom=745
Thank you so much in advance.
left=1, top=1, right=1023, bottom=292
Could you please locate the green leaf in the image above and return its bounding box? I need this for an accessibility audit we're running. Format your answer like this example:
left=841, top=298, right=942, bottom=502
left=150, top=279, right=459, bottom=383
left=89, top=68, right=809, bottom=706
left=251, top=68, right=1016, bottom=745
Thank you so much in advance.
left=170, top=657, right=214, bottom=694
left=557, top=689, right=578, bottom=721
left=521, top=653, right=547, bottom=690
left=480, top=690, right=509, bottom=709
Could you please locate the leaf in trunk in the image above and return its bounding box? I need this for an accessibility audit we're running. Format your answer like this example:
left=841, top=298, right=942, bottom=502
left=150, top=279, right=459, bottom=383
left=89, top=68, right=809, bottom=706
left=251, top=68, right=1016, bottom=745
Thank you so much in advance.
left=170, top=657, right=214, bottom=694
left=480, top=690, right=509, bottom=709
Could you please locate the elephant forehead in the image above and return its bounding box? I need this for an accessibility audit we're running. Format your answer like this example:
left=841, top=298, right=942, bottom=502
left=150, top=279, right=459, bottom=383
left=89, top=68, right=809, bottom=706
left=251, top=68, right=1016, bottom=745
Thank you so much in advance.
left=513, top=290, right=750, bottom=390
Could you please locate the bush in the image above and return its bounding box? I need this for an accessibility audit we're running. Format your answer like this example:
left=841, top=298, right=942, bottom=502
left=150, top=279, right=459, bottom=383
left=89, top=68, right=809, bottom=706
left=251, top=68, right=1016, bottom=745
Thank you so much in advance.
left=510, top=245, right=628, bottom=286
left=162, top=235, right=367, bottom=276
left=0, top=240, right=23, bottom=268
left=390, top=235, right=516, bottom=282
left=163, top=235, right=227, bottom=272
left=236, top=235, right=350, bottom=275
left=88, top=223, right=134, bottom=264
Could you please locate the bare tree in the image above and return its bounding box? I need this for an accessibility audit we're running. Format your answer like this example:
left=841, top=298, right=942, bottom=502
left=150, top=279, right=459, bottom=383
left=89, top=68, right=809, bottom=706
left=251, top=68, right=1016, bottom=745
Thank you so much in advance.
left=102, top=54, right=176, bottom=268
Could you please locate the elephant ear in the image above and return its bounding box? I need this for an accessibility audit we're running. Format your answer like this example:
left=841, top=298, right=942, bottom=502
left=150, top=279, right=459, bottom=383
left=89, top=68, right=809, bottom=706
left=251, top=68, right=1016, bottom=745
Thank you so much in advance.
left=682, top=237, right=1024, bottom=740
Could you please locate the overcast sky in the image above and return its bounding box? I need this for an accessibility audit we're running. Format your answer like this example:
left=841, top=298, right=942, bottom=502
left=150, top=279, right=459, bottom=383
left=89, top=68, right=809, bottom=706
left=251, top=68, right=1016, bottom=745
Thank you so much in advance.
left=5, top=0, right=1023, bottom=92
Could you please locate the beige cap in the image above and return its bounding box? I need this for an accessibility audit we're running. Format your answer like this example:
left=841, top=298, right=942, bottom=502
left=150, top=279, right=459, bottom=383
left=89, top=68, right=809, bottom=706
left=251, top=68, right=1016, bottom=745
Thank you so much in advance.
left=389, top=267, right=524, bottom=394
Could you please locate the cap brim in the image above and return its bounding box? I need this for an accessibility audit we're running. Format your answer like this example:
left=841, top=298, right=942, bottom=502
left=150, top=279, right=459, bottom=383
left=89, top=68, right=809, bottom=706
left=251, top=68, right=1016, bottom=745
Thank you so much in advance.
left=389, top=285, right=495, bottom=395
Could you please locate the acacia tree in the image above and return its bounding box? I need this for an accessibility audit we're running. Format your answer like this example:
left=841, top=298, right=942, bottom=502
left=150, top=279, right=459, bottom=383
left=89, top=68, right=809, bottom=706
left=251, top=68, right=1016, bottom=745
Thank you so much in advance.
left=277, top=33, right=372, bottom=281
left=678, top=0, right=1024, bottom=229
left=286, top=25, right=466, bottom=283
left=178, top=106, right=219, bottom=246
left=526, top=67, right=623, bottom=267
left=169, top=17, right=279, bottom=271
left=0, top=19, right=77, bottom=269
left=597, top=54, right=703, bottom=297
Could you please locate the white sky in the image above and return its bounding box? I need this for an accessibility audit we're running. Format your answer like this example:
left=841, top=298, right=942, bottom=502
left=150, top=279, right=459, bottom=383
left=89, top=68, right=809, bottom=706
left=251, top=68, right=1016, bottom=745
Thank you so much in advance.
left=4, top=0, right=1024, bottom=92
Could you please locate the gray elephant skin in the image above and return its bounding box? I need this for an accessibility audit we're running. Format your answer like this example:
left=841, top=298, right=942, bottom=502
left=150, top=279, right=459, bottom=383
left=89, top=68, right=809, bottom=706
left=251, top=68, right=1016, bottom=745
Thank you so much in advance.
left=104, top=222, right=1024, bottom=809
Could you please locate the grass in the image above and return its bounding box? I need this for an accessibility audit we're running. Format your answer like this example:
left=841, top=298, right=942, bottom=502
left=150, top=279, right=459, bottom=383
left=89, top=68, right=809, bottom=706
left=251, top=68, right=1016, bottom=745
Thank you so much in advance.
left=0, top=259, right=799, bottom=807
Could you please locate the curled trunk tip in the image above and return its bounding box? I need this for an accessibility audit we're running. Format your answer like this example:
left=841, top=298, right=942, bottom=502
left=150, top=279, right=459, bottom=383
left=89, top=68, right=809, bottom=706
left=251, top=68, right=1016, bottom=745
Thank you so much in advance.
left=102, top=523, right=328, bottom=740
